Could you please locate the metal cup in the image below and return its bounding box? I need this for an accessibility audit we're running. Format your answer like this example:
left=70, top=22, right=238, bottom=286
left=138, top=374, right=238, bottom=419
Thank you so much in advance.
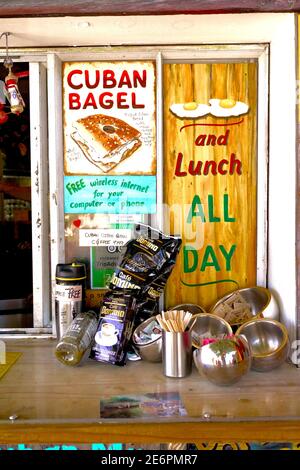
left=162, top=330, right=192, bottom=378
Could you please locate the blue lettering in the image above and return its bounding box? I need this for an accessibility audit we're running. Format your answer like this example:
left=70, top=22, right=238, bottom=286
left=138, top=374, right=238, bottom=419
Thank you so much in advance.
left=91, top=443, right=123, bottom=450
left=17, top=444, right=32, bottom=450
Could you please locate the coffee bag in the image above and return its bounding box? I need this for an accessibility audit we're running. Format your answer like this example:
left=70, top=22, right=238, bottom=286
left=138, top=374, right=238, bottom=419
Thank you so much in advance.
left=90, top=290, right=136, bottom=366
left=110, top=225, right=182, bottom=324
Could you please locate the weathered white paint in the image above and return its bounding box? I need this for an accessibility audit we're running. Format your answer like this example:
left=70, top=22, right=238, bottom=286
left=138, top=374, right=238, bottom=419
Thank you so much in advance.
left=256, top=46, right=269, bottom=287
left=29, top=62, right=51, bottom=328
left=151, top=52, right=164, bottom=233
left=0, top=45, right=267, bottom=62
left=0, top=13, right=296, bottom=47
left=267, top=15, right=297, bottom=347
left=47, top=53, right=65, bottom=337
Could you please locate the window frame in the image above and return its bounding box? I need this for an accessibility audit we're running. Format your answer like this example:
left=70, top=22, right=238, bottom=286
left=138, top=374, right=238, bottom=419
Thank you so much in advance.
left=0, top=55, right=52, bottom=336
left=50, top=45, right=269, bottom=336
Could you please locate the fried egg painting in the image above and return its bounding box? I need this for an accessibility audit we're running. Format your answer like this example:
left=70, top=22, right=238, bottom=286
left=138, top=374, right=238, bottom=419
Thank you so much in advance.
left=170, top=102, right=211, bottom=118
left=170, top=98, right=249, bottom=119
left=208, top=99, right=249, bottom=117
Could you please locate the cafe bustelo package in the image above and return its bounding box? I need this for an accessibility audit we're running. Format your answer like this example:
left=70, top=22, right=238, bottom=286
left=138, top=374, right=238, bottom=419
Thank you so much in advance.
left=109, top=225, right=182, bottom=323
left=110, top=225, right=182, bottom=292
left=90, top=290, right=136, bottom=366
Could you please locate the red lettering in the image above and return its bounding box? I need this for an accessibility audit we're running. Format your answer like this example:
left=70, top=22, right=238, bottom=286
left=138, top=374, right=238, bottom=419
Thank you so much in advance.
left=174, top=152, right=241, bottom=177
left=83, top=93, right=97, bottom=109
left=218, top=159, right=228, bottom=175
left=69, top=93, right=81, bottom=109
left=217, top=130, right=230, bottom=145
left=203, top=161, right=217, bottom=175
left=103, top=70, right=117, bottom=88
left=99, top=92, right=114, bottom=109
left=194, top=130, right=229, bottom=146
left=174, top=153, right=187, bottom=177
left=229, top=153, right=242, bottom=175
left=117, top=92, right=129, bottom=109
left=84, top=70, right=100, bottom=89
left=133, top=70, right=147, bottom=88
left=119, top=71, right=132, bottom=88
left=206, top=134, right=217, bottom=146
left=188, top=161, right=202, bottom=175
left=67, top=70, right=82, bottom=90
left=68, top=91, right=146, bottom=111
left=195, top=135, right=206, bottom=146
left=132, top=92, right=145, bottom=109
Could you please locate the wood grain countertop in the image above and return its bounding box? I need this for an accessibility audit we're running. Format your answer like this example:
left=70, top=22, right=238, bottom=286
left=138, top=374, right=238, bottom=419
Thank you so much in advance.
left=1, top=339, right=300, bottom=444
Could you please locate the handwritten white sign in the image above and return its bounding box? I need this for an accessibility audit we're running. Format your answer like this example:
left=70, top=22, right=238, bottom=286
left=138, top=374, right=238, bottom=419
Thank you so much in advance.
left=79, top=229, right=132, bottom=247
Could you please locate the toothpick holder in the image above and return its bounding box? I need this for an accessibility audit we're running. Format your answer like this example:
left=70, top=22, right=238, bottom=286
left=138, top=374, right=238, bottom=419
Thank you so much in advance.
left=162, top=330, right=192, bottom=378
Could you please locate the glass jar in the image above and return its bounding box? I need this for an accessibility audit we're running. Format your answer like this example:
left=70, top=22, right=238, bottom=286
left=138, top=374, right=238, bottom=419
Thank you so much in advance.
left=55, top=310, right=98, bottom=366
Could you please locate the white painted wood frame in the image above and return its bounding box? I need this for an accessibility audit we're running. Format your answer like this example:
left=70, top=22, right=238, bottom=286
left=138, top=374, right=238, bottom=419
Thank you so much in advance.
left=0, top=57, right=53, bottom=335
left=47, top=53, right=65, bottom=336
left=29, top=62, right=51, bottom=328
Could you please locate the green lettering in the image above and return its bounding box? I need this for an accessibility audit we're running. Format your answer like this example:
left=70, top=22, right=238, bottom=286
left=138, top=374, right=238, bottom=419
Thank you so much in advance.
left=208, top=194, right=220, bottom=222
left=66, top=183, right=73, bottom=195
left=219, top=244, right=236, bottom=270
left=187, top=195, right=206, bottom=223
left=183, top=246, right=198, bottom=273
left=200, top=246, right=220, bottom=272
left=79, top=178, right=86, bottom=189
left=224, top=194, right=235, bottom=222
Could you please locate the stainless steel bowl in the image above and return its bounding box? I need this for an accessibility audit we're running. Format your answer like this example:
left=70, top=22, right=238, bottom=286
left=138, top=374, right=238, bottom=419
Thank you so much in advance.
left=132, top=316, right=162, bottom=363
left=170, top=303, right=205, bottom=315
left=236, top=318, right=290, bottom=372
left=210, top=286, right=280, bottom=326
left=193, top=335, right=251, bottom=385
left=190, top=313, right=233, bottom=349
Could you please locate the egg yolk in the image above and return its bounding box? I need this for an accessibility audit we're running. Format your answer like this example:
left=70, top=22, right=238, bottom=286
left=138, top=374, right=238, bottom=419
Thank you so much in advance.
left=219, top=99, right=236, bottom=109
left=183, top=102, right=198, bottom=110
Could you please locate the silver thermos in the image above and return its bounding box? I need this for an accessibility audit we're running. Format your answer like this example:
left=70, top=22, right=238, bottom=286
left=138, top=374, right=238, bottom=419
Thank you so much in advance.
left=55, top=262, right=86, bottom=339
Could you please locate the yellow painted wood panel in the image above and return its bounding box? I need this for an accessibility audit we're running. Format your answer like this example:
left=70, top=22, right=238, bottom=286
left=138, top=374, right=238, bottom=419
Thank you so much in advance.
left=164, top=62, right=257, bottom=310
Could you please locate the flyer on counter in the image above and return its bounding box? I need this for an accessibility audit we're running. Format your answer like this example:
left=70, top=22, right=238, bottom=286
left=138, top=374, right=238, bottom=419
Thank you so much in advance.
left=100, top=392, right=187, bottom=419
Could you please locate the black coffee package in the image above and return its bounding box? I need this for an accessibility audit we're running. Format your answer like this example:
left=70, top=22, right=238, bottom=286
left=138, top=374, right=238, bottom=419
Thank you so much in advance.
left=109, top=225, right=182, bottom=325
left=133, top=271, right=171, bottom=325
left=90, top=290, right=136, bottom=366
left=110, top=225, right=182, bottom=298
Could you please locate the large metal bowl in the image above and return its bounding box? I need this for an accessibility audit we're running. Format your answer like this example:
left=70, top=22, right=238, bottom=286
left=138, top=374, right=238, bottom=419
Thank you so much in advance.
left=190, top=313, right=233, bottom=349
left=132, top=316, right=162, bottom=363
left=210, top=286, right=280, bottom=326
left=193, top=335, right=251, bottom=386
left=236, top=318, right=290, bottom=372
left=170, top=303, right=205, bottom=315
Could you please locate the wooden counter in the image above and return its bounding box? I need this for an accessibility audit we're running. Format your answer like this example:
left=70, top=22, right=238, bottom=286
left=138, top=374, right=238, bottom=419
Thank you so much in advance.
left=1, top=339, right=300, bottom=445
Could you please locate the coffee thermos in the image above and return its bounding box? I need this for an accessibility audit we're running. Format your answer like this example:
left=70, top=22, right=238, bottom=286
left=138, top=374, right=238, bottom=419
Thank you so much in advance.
left=55, top=262, right=86, bottom=339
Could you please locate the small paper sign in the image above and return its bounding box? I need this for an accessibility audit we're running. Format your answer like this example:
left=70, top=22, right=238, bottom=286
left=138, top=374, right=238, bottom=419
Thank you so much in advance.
left=79, top=228, right=132, bottom=247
